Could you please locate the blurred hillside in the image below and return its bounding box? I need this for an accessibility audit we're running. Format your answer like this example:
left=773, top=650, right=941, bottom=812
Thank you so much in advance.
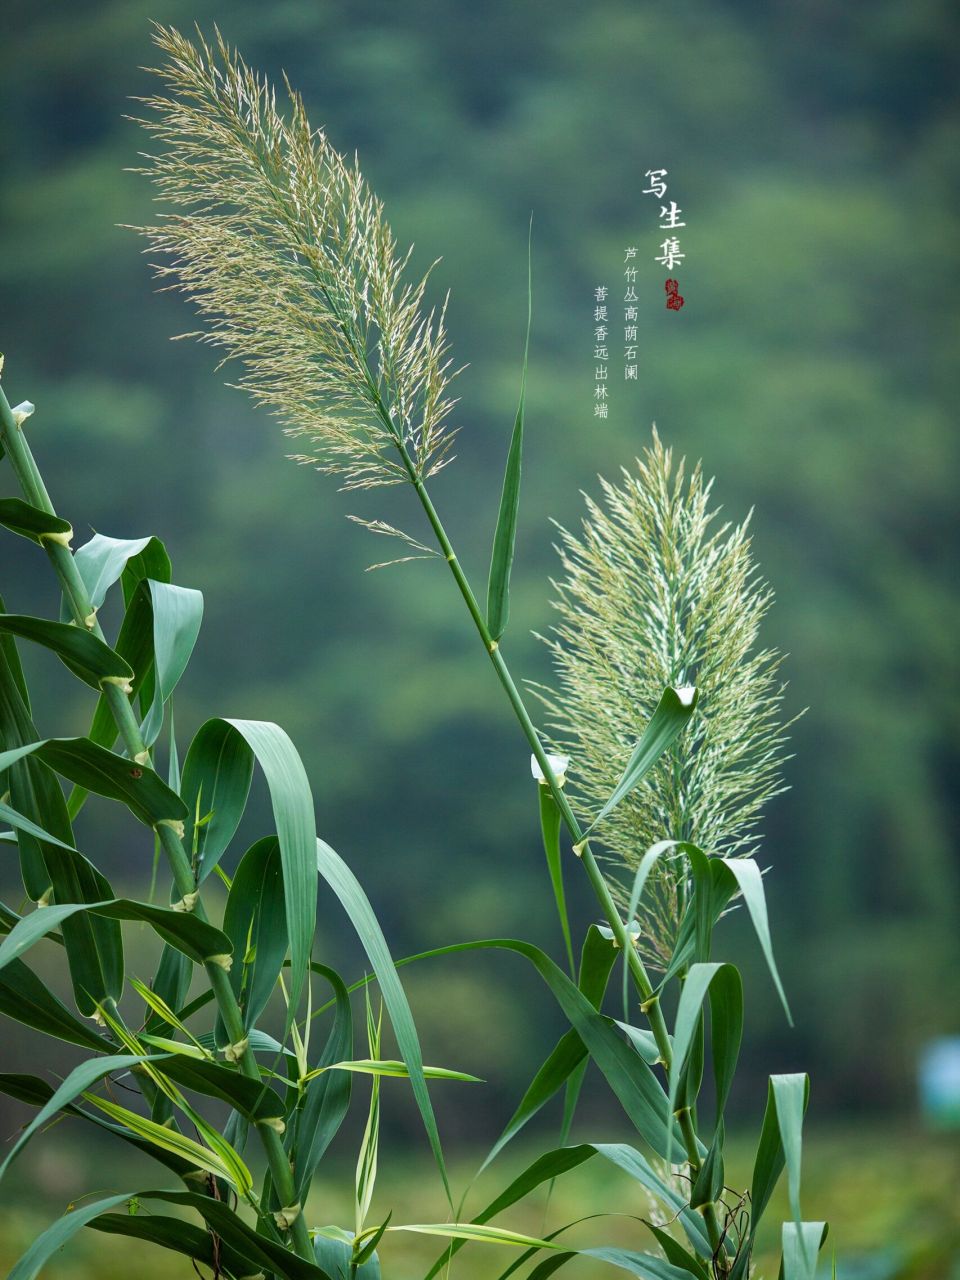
left=1, top=0, right=958, bottom=1161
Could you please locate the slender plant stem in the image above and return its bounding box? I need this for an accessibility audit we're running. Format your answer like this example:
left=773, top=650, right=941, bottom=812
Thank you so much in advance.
left=0, top=382, right=313, bottom=1261
left=386, top=431, right=725, bottom=1254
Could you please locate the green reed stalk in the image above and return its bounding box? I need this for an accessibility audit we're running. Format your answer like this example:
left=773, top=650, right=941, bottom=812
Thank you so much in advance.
left=384, top=408, right=725, bottom=1254
left=0, top=381, right=314, bottom=1261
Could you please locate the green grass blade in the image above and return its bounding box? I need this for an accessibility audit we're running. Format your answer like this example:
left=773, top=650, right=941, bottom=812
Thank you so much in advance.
left=538, top=785, right=575, bottom=975
left=780, top=1222, right=828, bottom=1280
left=145, top=1189, right=330, bottom=1279
left=224, top=719, right=317, bottom=1027
left=479, top=925, right=617, bottom=1172
left=316, top=836, right=451, bottom=1204
left=88, top=1213, right=250, bottom=1278
left=749, top=1073, right=810, bottom=1235
left=84, top=1093, right=253, bottom=1190
left=138, top=580, right=203, bottom=747
left=0, top=613, right=132, bottom=690
left=663, top=961, right=741, bottom=1165
left=485, top=215, right=532, bottom=642
left=721, top=858, right=791, bottom=1023
left=6, top=1192, right=135, bottom=1280
left=0, top=590, right=30, bottom=709
left=0, top=737, right=187, bottom=826
left=0, top=797, right=78, bottom=851
left=0, top=897, right=231, bottom=973
left=304, top=1059, right=481, bottom=1083
left=292, top=961, right=353, bottom=1202
left=588, top=687, right=697, bottom=832
left=220, top=834, right=288, bottom=1034
left=180, top=717, right=255, bottom=879
left=0, top=1053, right=149, bottom=1181
left=0, top=956, right=111, bottom=1051
left=772, top=1072, right=808, bottom=1236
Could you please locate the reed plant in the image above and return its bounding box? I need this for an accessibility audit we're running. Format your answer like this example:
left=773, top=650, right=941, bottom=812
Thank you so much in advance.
left=0, top=25, right=829, bottom=1280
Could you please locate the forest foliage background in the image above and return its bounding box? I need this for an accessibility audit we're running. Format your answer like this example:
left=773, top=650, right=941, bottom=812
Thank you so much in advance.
left=0, top=0, right=957, bottom=1199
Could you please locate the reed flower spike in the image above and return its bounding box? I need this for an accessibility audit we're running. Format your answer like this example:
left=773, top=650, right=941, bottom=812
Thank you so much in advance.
left=134, top=25, right=459, bottom=492
left=537, top=430, right=796, bottom=964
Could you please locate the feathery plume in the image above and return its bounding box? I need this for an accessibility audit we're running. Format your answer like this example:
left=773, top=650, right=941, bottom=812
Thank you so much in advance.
left=536, top=430, right=795, bottom=965
left=134, top=25, right=459, bottom=490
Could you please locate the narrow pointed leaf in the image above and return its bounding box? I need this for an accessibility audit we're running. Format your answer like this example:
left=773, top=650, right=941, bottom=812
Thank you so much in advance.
left=0, top=956, right=111, bottom=1051
left=88, top=1214, right=250, bottom=1278
left=589, top=687, right=697, bottom=831
left=143, top=1190, right=331, bottom=1279
left=83, top=1093, right=252, bottom=1190
left=0, top=897, right=230, bottom=972
left=480, top=925, right=617, bottom=1172
left=722, top=857, right=791, bottom=1022
left=138, top=580, right=203, bottom=747
left=0, top=614, right=132, bottom=690
left=317, top=836, right=449, bottom=1202
left=539, top=785, right=575, bottom=974
left=485, top=217, right=532, bottom=642
left=6, top=1192, right=135, bottom=1280
left=292, top=961, right=353, bottom=1202
left=666, top=962, right=742, bottom=1160
left=180, top=716, right=254, bottom=879
left=220, top=719, right=317, bottom=1024
left=0, top=737, right=186, bottom=826
left=0, top=1052, right=151, bottom=1180
left=749, top=1073, right=810, bottom=1234
left=219, top=834, right=288, bottom=1037
left=772, top=1072, right=808, bottom=1234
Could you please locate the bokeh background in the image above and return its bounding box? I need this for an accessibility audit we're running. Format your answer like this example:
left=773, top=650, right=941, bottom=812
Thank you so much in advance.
left=1, top=1, right=958, bottom=1275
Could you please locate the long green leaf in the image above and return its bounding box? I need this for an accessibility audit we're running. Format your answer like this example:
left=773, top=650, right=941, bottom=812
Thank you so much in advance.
left=180, top=716, right=254, bottom=879
left=772, top=1072, right=808, bottom=1235
left=781, top=1222, right=828, bottom=1280
left=749, top=1073, right=810, bottom=1236
left=223, top=720, right=317, bottom=1024
left=220, top=834, right=288, bottom=1036
left=138, top=580, right=203, bottom=747
left=316, top=836, right=450, bottom=1202
left=485, top=215, right=532, bottom=642
left=144, top=1189, right=331, bottom=1279
left=0, top=613, right=132, bottom=690
left=292, top=961, right=353, bottom=1202
left=0, top=897, right=230, bottom=972
left=588, top=687, right=697, bottom=832
left=0, top=1053, right=152, bottom=1180
left=480, top=924, right=617, bottom=1172
left=0, top=496, right=72, bottom=546
left=0, top=737, right=187, bottom=826
left=88, top=1213, right=250, bottom=1278
left=7, top=1192, right=135, bottom=1280
left=666, top=962, right=742, bottom=1160
left=722, top=858, right=791, bottom=1022
left=83, top=1093, right=252, bottom=1190
left=0, top=640, right=124, bottom=1012
left=0, top=1072, right=197, bottom=1181
left=154, top=1050, right=286, bottom=1123
left=539, top=785, right=575, bottom=975
left=0, top=956, right=111, bottom=1051
left=0, top=590, right=30, bottom=708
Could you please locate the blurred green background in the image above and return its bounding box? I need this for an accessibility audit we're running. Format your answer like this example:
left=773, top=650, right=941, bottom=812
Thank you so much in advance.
left=1, top=0, right=958, bottom=1274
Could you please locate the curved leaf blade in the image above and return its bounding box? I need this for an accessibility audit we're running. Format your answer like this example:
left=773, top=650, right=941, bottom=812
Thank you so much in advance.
left=589, top=687, right=697, bottom=832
